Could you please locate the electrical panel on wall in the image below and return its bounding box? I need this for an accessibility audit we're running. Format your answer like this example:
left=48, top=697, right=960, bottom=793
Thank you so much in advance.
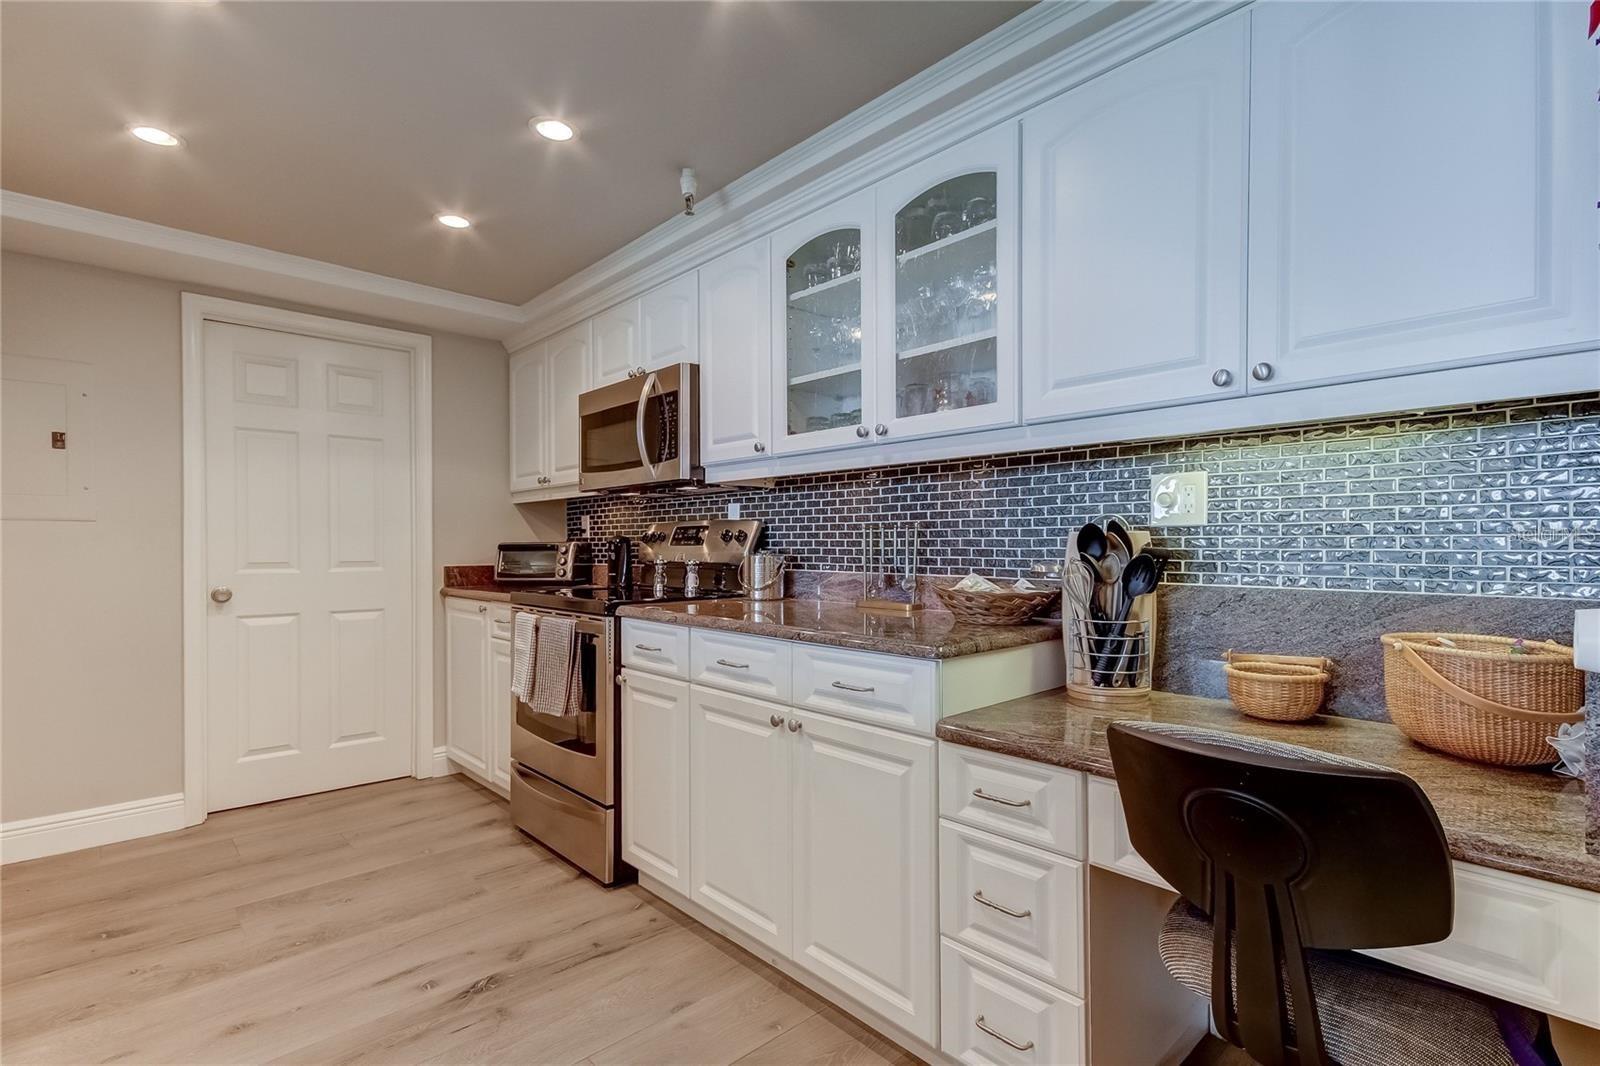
left=2, top=355, right=94, bottom=522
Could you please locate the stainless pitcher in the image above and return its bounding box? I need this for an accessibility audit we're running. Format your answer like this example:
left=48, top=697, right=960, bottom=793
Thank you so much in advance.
left=739, top=551, right=787, bottom=601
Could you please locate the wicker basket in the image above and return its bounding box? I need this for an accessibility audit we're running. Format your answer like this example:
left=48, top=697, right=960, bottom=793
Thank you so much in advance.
left=933, top=584, right=1060, bottom=626
left=1382, top=633, right=1584, bottom=767
left=1224, top=651, right=1331, bottom=722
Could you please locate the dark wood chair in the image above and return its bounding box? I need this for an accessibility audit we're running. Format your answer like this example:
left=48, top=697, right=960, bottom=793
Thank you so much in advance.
left=1106, top=720, right=1551, bottom=1066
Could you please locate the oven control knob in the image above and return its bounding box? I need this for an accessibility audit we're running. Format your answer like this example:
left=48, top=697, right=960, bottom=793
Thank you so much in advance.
left=734, top=530, right=749, bottom=544
left=721, top=529, right=734, bottom=543
left=557, top=567, right=567, bottom=577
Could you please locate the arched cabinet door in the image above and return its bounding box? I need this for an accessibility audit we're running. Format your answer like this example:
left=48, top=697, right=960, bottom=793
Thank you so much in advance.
left=769, top=189, right=876, bottom=456
left=873, top=122, right=1019, bottom=442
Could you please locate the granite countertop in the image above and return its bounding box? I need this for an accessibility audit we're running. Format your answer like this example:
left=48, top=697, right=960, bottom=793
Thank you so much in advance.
left=615, top=599, right=1061, bottom=660
left=441, top=585, right=513, bottom=603
left=938, top=689, right=1595, bottom=894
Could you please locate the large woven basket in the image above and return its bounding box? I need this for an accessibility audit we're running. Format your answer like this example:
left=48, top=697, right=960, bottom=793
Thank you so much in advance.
left=933, top=584, right=1060, bottom=626
left=1382, top=633, right=1584, bottom=767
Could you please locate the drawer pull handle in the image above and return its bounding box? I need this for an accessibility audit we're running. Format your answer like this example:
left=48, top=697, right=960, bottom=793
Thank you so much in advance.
left=972, top=890, right=1032, bottom=919
left=715, top=659, right=749, bottom=669
left=975, top=1016, right=1034, bottom=1052
left=634, top=644, right=663, bottom=653
left=830, top=680, right=876, bottom=693
left=972, top=788, right=1030, bottom=808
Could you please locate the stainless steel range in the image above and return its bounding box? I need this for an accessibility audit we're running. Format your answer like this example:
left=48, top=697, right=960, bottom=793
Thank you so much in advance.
left=506, top=518, right=761, bottom=883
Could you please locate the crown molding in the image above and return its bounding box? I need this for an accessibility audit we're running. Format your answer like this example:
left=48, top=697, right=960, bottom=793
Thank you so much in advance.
left=503, top=0, right=1248, bottom=353
left=1, top=191, right=525, bottom=340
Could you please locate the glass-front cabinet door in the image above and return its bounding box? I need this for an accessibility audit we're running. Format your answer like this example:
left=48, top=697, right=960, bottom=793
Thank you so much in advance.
left=770, top=190, right=877, bottom=454
left=875, top=122, right=1018, bottom=440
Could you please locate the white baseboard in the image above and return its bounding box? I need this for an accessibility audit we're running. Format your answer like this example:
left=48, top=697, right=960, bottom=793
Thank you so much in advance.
left=1, top=793, right=187, bottom=865
left=431, top=745, right=452, bottom=778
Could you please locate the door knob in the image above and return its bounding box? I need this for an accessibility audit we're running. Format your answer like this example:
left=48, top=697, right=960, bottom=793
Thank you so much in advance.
left=874, top=424, right=887, bottom=436
left=1251, top=362, right=1275, bottom=382
left=1211, top=369, right=1233, bottom=388
left=210, top=586, right=233, bottom=604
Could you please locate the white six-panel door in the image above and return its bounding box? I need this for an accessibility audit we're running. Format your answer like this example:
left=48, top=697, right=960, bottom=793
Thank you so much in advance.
left=1246, top=0, right=1599, bottom=390
left=1022, top=13, right=1249, bottom=421
left=202, top=320, right=414, bottom=812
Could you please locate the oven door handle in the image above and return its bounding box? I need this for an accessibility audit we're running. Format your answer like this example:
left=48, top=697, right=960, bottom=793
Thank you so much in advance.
left=633, top=371, right=664, bottom=480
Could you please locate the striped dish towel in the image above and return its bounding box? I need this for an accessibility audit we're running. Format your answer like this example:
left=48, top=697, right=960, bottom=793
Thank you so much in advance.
left=530, top=613, right=576, bottom=717
left=511, top=612, right=536, bottom=703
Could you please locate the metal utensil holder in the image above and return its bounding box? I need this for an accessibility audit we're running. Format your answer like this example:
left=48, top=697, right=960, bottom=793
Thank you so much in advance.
left=1066, top=612, right=1151, bottom=704
left=857, top=521, right=923, bottom=614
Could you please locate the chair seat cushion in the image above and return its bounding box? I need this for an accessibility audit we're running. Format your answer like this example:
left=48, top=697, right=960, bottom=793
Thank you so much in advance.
left=1159, top=900, right=1546, bottom=1066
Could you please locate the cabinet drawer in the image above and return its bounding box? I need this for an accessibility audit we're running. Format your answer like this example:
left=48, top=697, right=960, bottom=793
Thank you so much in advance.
left=689, top=628, right=791, bottom=702
left=941, top=821, right=1083, bottom=994
left=621, top=619, right=690, bottom=678
left=490, top=605, right=514, bottom=641
left=1086, top=776, right=1171, bottom=891
left=941, top=938, right=1085, bottom=1066
left=941, top=743, right=1084, bottom=859
left=790, top=644, right=937, bottom=735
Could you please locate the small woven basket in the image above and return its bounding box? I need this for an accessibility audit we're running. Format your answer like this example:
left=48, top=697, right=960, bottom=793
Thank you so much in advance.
left=1224, top=651, right=1331, bottom=722
left=1382, top=632, right=1584, bottom=767
left=933, top=584, right=1060, bottom=626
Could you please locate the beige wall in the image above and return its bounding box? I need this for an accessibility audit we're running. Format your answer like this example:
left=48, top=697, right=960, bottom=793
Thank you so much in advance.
left=1, top=251, right=561, bottom=822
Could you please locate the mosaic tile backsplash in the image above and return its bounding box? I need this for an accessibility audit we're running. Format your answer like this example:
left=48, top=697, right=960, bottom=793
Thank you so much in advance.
left=568, top=394, right=1600, bottom=600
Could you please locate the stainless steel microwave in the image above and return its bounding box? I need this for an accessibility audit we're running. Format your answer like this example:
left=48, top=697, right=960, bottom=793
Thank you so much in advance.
left=578, top=363, right=702, bottom=492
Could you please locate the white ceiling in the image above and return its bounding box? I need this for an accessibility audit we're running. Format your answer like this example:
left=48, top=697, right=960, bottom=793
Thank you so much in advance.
left=1, top=1, right=1031, bottom=306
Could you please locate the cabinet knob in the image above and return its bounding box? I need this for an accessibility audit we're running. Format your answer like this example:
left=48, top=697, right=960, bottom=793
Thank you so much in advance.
left=478, top=604, right=487, bottom=613
left=636, top=366, right=646, bottom=377
left=1251, top=362, right=1275, bottom=382
left=787, top=718, right=802, bottom=733
left=874, top=423, right=887, bottom=437
left=210, top=586, right=233, bottom=604
left=753, top=442, right=766, bottom=453
left=769, top=713, right=784, bottom=728
left=1211, top=369, right=1233, bottom=388
left=855, top=425, right=870, bottom=439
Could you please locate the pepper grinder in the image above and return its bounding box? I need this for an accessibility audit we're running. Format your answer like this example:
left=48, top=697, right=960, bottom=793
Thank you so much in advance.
left=684, top=559, right=701, bottom=598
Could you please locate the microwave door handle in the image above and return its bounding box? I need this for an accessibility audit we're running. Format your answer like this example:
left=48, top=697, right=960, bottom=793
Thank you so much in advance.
left=633, top=371, right=664, bottom=479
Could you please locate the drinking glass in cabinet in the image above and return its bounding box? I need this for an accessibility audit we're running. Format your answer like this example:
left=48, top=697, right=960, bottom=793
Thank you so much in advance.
left=894, top=171, right=999, bottom=420
left=785, top=227, right=864, bottom=439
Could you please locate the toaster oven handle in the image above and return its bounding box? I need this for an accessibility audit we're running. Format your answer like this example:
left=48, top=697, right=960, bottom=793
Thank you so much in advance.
left=634, top=371, right=664, bottom=479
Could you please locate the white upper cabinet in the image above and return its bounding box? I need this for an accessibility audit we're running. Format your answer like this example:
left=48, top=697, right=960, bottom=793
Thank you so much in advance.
left=1022, top=13, right=1249, bottom=422
left=591, top=300, right=640, bottom=388
left=545, top=321, right=590, bottom=488
left=700, top=237, right=773, bottom=464
left=1246, top=0, right=1599, bottom=391
left=508, top=343, right=549, bottom=493
left=875, top=122, right=1019, bottom=441
left=640, top=272, right=699, bottom=371
left=772, top=189, right=877, bottom=455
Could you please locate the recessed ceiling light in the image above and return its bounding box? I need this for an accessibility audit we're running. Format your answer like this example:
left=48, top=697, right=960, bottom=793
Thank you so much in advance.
left=436, top=213, right=472, bottom=229
left=530, top=118, right=576, bottom=142
left=129, top=125, right=182, bottom=147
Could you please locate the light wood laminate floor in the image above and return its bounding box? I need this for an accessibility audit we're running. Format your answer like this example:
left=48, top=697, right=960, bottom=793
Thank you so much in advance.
left=1, top=775, right=923, bottom=1065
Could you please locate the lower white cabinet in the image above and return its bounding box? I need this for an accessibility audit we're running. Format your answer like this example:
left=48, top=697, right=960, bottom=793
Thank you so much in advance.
left=620, top=668, right=692, bottom=894
left=689, top=687, right=793, bottom=951
left=790, top=709, right=937, bottom=1043
left=941, top=938, right=1086, bottom=1066
left=443, top=597, right=512, bottom=794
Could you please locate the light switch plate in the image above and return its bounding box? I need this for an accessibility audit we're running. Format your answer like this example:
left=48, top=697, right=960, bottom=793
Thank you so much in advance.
left=1574, top=609, right=1599, bottom=673
left=1151, top=471, right=1208, bottom=526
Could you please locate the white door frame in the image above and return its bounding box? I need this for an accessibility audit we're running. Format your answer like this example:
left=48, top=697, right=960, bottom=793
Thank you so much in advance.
left=180, top=293, right=434, bottom=826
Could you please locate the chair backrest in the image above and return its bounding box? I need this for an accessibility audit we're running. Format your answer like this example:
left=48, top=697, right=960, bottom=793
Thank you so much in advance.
left=1106, top=721, right=1453, bottom=1066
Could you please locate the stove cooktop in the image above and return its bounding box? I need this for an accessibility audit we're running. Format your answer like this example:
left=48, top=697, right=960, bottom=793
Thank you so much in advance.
left=509, top=583, right=742, bottom=616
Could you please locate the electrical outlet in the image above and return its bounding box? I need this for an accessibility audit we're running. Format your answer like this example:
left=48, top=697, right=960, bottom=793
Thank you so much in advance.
left=1151, top=471, right=1208, bottom=526
left=727, top=502, right=741, bottom=519
left=579, top=515, right=592, bottom=536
